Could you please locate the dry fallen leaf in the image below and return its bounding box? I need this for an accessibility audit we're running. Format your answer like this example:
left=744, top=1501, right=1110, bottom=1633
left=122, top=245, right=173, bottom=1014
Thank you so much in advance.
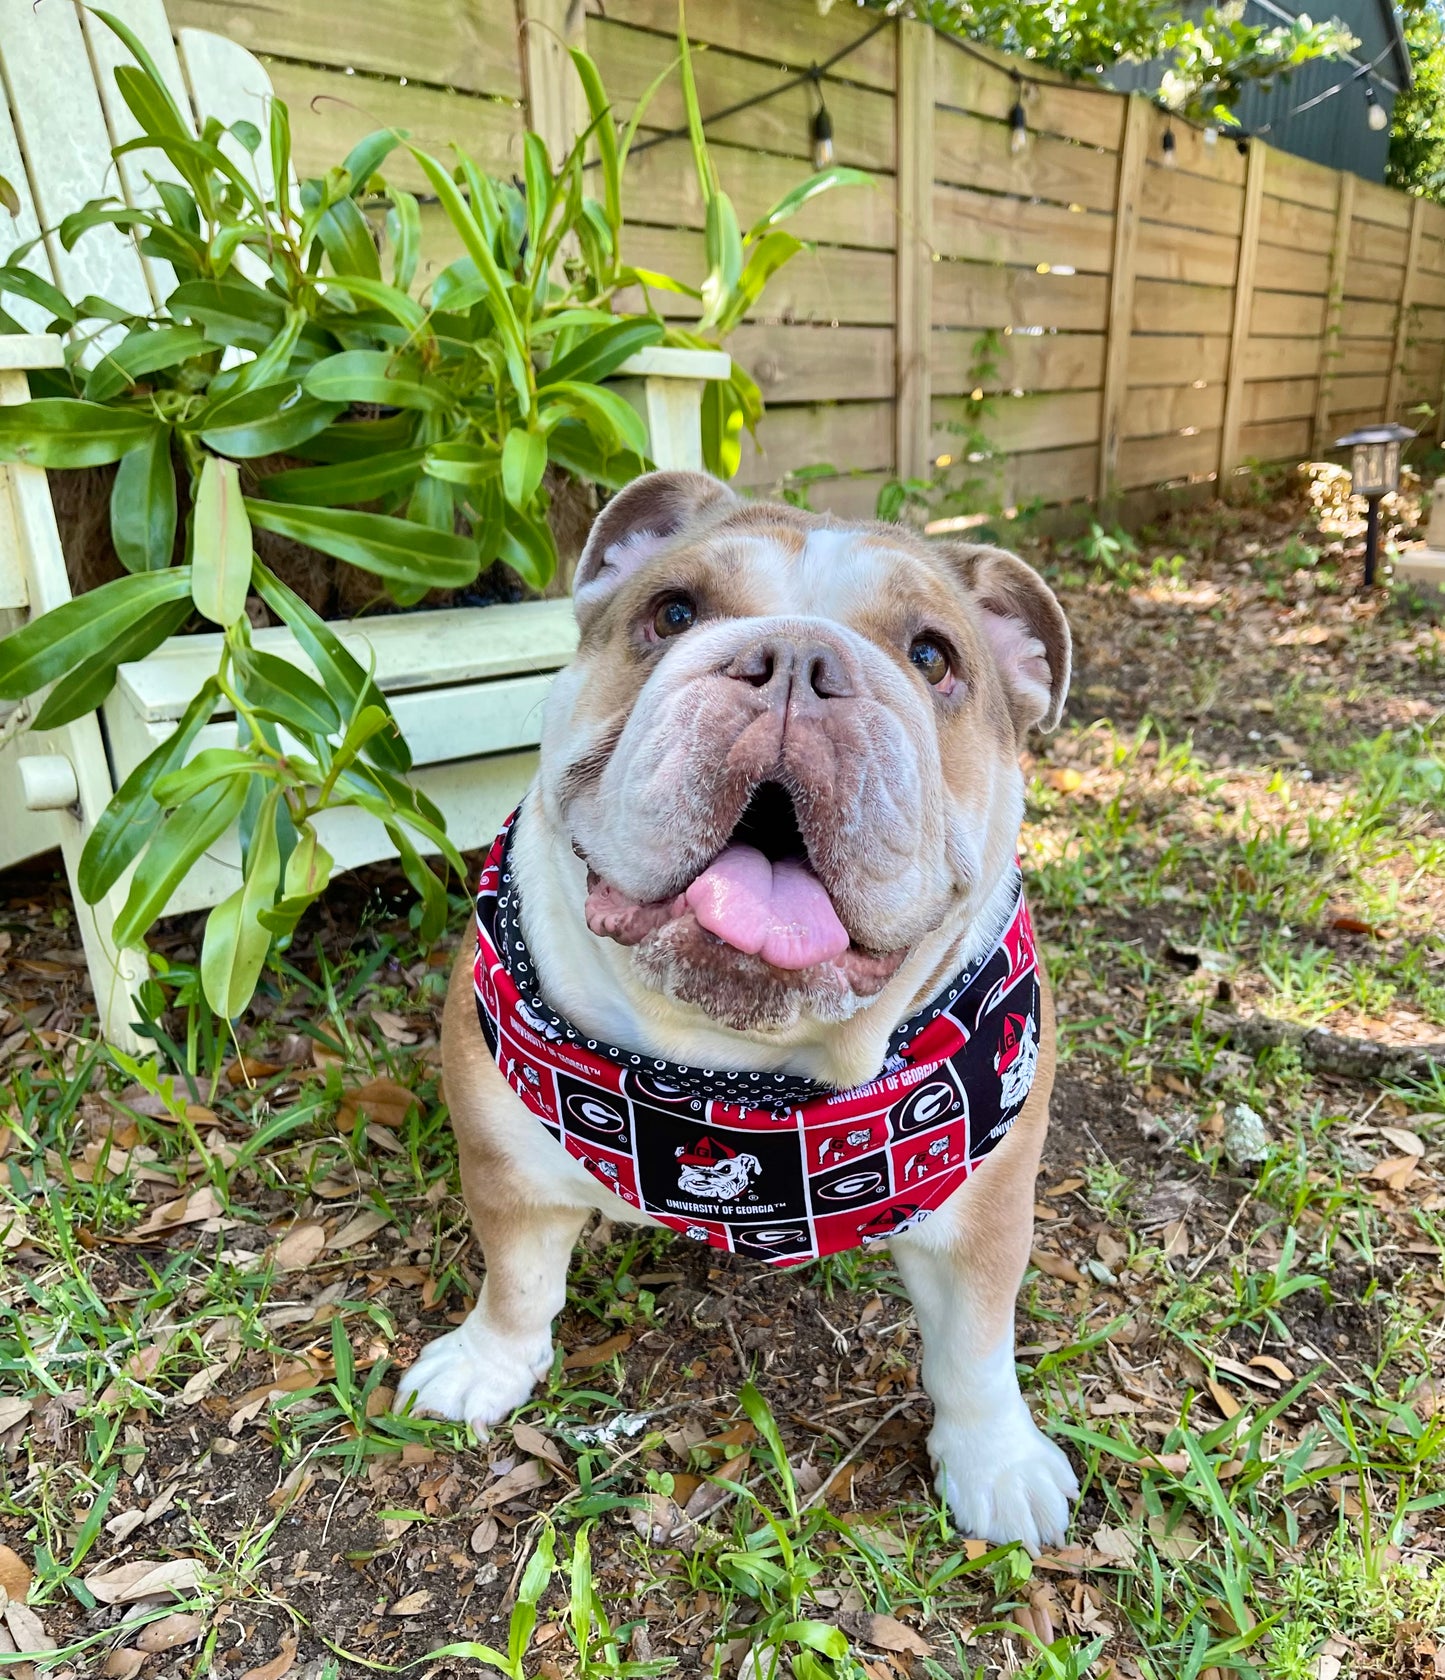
left=121, top=1186, right=222, bottom=1241
left=338, top=1077, right=418, bottom=1131
left=84, top=1556, right=203, bottom=1604
left=272, top=1221, right=327, bottom=1272
left=327, top=1209, right=391, bottom=1251
left=0, top=1398, right=29, bottom=1435
left=0, top=1546, right=31, bottom=1601
left=388, top=1590, right=433, bottom=1617
left=1030, top=1248, right=1086, bottom=1285
left=101, top=1651, right=147, bottom=1679
left=3, top=1600, right=53, bottom=1654
left=238, top=1637, right=298, bottom=1680
left=511, top=1422, right=568, bottom=1470
left=839, top=1612, right=931, bottom=1657
left=1090, top=1524, right=1138, bottom=1564
left=469, top=1516, right=499, bottom=1554
left=1207, top=1378, right=1241, bottom=1419
left=1367, top=1154, right=1419, bottom=1192
left=1045, top=766, right=1084, bottom=793
left=561, top=1331, right=633, bottom=1370
left=1379, top=1126, right=1425, bottom=1158
left=474, top=1458, right=550, bottom=1510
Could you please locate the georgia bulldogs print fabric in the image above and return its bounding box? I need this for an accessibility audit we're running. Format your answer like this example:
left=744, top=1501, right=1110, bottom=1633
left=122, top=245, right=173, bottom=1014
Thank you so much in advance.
left=473, top=814, right=1042, bottom=1267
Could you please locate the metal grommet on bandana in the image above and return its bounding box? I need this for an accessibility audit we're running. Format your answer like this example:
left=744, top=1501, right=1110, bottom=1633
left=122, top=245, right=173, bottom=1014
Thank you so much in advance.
left=473, top=811, right=1043, bottom=1267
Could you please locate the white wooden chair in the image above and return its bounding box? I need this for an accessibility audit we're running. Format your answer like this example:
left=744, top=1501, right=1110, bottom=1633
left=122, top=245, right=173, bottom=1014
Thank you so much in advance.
left=0, top=0, right=727, bottom=1049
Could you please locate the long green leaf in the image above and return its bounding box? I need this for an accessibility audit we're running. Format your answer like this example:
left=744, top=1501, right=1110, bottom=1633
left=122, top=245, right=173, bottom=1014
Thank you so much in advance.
left=256, top=447, right=426, bottom=506
left=499, top=505, right=557, bottom=591
left=0, top=401, right=157, bottom=469
left=422, top=440, right=499, bottom=487
left=568, top=47, right=620, bottom=240
left=538, top=317, right=663, bottom=389
left=252, top=562, right=410, bottom=773
left=541, top=379, right=648, bottom=455
left=168, top=276, right=292, bottom=351
left=32, top=596, right=190, bottom=729
left=302, top=350, right=447, bottom=412
left=84, top=325, right=210, bottom=403
left=191, top=456, right=252, bottom=627
left=0, top=568, right=192, bottom=700
left=700, top=191, right=743, bottom=332
left=747, top=166, right=874, bottom=239
left=259, top=824, right=333, bottom=943
left=112, top=774, right=250, bottom=948
left=152, top=747, right=260, bottom=807
left=316, top=195, right=380, bottom=281
left=246, top=499, right=479, bottom=588
left=317, top=273, right=427, bottom=335
left=78, top=681, right=219, bottom=902
left=387, top=191, right=421, bottom=292
left=236, top=647, right=341, bottom=737
left=406, top=145, right=533, bottom=417
left=501, top=427, right=546, bottom=511
left=386, top=821, right=446, bottom=944
left=196, top=382, right=345, bottom=458
left=201, top=787, right=282, bottom=1017
left=110, top=427, right=177, bottom=573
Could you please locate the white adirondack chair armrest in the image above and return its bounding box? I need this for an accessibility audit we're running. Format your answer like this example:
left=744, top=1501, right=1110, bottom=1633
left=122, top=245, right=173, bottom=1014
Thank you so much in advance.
left=0, top=335, right=65, bottom=373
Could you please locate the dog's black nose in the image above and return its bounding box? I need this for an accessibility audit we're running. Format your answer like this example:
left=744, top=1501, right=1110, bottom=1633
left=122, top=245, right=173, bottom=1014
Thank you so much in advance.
left=726, top=636, right=856, bottom=703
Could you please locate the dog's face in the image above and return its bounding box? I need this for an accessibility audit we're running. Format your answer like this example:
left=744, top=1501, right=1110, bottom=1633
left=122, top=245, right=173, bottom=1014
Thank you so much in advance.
left=537, top=472, right=1070, bottom=1036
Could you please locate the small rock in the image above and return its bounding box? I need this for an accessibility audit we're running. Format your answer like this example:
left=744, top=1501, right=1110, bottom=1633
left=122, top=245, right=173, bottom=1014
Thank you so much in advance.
left=1223, top=1103, right=1270, bottom=1167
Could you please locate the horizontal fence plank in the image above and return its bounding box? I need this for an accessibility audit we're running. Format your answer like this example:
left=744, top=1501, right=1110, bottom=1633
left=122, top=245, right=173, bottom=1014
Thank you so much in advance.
left=1242, top=377, right=1316, bottom=423
left=600, top=0, right=897, bottom=89
left=1243, top=336, right=1322, bottom=380
left=1259, top=195, right=1337, bottom=256
left=736, top=400, right=894, bottom=485
left=1353, top=177, right=1412, bottom=230
left=265, top=61, right=523, bottom=189
left=1328, top=371, right=1390, bottom=411
left=934, top=388, right=1101, bottom=452
left=1340, top=299, right=1399, bottom=338
left=1141, top=108, right=1246, bottom=184
left=729, top=324, right=895, bottom=403
left=933, top=107, right=1117, bottom=212
left=1131, top=278, right=1233, bottom=335
left=934, top=263, right=1110, bottom=331
left=169, top=0, right=522, bottom=97
left=1136, top=220, right=1239, bottom=287
left=1252, top=290, right=1327, bottom=337
left=931, top=328, right=1106, bottom=394
left=932, top=185, right=1115, bottom=272
left=1121, top=382, right=1224, bottom=438
left=622, top=138, right=896, bottom=248
left=1253, top=244, right=1331, bottom=295
left=1118, top=427, right=1220, bottom=486
left=934, top=44, right=1125, bottom=151
left=1127, top=333, right=1232, bottom=385
left=1343, top=254, right=1406, bottom=300
left=588, top=18, right=895, bottom=171
left=1139, top=167, right=1243, bottom=237
left=1348, top=219, right=1410, bottom=266
left=1262, top=146, right=1338, bottom=209
left=1238, top=417, right=1311, bottom=459
left=803, top=473, right=894, bottom=521
left=1337, top=339, right=1394, bottom=374
left=998, top=441, right=1099, bottom=506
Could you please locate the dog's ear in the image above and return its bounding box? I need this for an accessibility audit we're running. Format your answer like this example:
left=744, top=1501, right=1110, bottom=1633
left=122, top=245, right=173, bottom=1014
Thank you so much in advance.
left=932, top=542, right=1071, bottom=734
left=573, top=470, right=737, bottom=623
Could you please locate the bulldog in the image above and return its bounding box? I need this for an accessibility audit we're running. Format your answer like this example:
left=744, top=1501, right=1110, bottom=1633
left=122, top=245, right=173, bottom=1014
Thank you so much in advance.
left=397, top=471, right=1078, bottom=1552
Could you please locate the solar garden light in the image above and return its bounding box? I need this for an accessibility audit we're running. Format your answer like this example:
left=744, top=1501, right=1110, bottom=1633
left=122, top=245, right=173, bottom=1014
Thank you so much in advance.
left=1336, top=422, right=1415, bottom=588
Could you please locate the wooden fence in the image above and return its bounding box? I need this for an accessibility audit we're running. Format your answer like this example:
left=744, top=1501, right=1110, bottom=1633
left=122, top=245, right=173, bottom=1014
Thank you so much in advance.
left=168, top=0, right=1445, bottom=519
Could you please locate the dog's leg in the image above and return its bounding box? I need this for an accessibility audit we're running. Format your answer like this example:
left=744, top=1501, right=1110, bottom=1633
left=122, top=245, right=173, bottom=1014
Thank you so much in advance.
left=889, top=1024, right=1077, bottom=1552
left=397, top=1200, right=585, bottom=1434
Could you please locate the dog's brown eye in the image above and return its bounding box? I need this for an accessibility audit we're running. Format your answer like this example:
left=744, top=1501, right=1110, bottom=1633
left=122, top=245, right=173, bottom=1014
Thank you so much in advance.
left=653, top=595, right=697, bottom=639
left=909, top=636, right=951, bottom=686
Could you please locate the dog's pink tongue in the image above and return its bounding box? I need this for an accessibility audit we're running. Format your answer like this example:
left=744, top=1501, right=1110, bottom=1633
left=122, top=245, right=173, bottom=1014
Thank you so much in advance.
left=685, top=845, right=850, bottom=970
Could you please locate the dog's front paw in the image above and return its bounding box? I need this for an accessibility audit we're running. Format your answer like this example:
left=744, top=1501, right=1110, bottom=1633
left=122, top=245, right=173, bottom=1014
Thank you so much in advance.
left=396, top=1315, right=551, bottom=1435
left=930, top=1407, right=1078, bottom=1556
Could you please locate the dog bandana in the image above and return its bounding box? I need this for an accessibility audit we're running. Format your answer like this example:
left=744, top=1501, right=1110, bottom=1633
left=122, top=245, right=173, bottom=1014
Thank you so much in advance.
left=473, top=813, right=1042, bottom=1267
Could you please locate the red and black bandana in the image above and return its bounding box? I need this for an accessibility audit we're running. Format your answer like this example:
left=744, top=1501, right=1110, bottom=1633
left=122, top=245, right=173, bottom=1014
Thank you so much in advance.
left=473, top=813, right=1042, bottom=1267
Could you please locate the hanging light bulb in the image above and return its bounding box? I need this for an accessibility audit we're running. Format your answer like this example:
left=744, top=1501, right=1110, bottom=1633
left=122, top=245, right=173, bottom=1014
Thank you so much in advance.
left=1009, top=78, right=1028, bottom=156
left=812, top=102, right=835, bottom=168
left=1365, top=85, right=1389, bottom=132
left=1202, top=123, right=1218, bottom=146
left=1162, top=126, right=1178, bottom=168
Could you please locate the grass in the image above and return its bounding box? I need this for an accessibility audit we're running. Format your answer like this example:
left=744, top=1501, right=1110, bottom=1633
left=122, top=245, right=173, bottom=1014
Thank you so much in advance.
left=0, top=479, right=1442, bottom=1677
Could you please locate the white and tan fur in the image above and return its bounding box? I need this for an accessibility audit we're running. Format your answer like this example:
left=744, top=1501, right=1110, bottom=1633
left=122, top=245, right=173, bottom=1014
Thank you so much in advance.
left=398, top=472, right=1079, bottom=1552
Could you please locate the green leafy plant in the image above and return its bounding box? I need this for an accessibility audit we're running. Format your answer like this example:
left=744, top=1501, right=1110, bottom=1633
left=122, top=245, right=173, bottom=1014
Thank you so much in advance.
left=0, top=7, right=863, bottom=1028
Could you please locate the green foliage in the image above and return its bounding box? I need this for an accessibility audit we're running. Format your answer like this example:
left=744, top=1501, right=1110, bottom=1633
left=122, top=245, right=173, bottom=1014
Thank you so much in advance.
left=0, top=10, right=863, bottom=1027
left=894, top=0, right=1356, bottom=125
left=1388, top=0, right=1445, bottom=200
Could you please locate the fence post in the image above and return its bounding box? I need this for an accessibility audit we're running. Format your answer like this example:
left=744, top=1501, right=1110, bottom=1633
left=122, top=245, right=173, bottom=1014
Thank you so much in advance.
left=894, top=18, right=934, bottom=487
left=516, top=0, right=587, bottom=167
left=1097, top=96, right=1149, bottom=509
left=1312, top=172, right=1354, bottom=456
left=1386, top=195, right=1425, bottom=424
left=1218, top=137, right=1265, bottom=485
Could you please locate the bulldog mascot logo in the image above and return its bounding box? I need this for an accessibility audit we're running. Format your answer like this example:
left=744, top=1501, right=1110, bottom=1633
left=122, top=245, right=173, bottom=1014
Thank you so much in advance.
left=994, top=1013, right=1038, bottom=1110
left=675, top=1136, right=761, bottom=1203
